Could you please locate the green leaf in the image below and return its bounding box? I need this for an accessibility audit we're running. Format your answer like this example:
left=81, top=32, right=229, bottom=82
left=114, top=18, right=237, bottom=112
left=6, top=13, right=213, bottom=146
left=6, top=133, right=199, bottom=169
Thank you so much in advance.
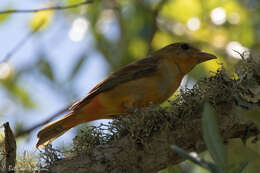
left=1, top=77, right=35, bottom=108
left=171, top=145, right=222, bottom=173
left=38, top=58, right=54, bottom=81
left=166, top=165, right=182, bottom=173
left=66, top=0, right=84, bottom=13
left=29, top=8, right=54, bottom=32
left=236, top=161, right=248, bottom=173
left=202, top=102, right=227, bottom=169
left=69, top=55, right=87, bottom=80
left=13, top=84, right=35, bottom=108
left=0, top=6, right=12, bottom=24
left=234, top=106, right=260, bottom=127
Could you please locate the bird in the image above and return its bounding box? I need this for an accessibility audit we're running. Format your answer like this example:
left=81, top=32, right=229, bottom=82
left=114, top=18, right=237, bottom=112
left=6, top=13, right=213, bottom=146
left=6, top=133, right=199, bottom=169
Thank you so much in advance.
left=36, top=42, right=217, bottom=148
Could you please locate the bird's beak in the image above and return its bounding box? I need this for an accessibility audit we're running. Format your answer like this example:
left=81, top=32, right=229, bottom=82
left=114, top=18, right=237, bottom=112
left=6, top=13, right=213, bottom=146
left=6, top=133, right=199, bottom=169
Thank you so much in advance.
left=197, top=51, right=217, bottom=62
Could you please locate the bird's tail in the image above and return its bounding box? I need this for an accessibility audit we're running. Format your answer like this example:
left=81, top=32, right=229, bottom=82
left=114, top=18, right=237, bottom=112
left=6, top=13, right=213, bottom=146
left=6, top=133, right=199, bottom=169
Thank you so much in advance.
left=36, top=112, right=81, bottom=149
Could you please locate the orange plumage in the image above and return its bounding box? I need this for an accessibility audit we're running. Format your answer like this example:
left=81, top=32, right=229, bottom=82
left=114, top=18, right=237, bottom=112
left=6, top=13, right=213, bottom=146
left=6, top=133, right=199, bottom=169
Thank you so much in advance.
left=36, top=42, right=217, bottom=148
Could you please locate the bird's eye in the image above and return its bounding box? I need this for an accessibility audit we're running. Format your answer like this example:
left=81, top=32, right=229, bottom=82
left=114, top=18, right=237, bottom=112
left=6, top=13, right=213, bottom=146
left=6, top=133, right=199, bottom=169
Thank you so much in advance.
left=180, top=43, right=189, bottom=50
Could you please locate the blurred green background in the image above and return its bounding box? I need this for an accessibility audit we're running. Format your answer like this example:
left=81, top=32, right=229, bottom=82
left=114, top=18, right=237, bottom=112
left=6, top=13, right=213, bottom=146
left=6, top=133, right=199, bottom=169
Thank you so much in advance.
left=0, top=0, right=260, bottom=172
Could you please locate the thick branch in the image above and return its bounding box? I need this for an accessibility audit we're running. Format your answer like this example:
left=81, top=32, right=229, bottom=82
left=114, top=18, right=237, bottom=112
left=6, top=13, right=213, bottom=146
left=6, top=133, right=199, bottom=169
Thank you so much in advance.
left=51, top=114, right=256, bottom=173
left=47, top=56, right=260, bottom=173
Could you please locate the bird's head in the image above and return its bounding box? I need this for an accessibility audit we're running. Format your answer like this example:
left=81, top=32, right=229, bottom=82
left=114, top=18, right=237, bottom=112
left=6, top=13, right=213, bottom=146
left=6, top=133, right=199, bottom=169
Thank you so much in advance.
left=155, top=42, right=217, bottom=74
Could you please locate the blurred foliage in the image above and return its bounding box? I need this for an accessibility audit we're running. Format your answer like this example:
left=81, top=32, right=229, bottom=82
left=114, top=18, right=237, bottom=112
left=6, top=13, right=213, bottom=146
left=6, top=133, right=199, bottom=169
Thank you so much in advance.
left=0, top=0, right=260, bottom=172
left=29, top=3, right=54, bottom=31
left=171, top=145, right=222, bottom=173
left=38, top=58, right=55, bottom=81
left=1, top=0, right=259, bottom=109
left=69, top=53, right=88, bottom=80
left=1, top=76, right=35, bottom=108
left=0, top=6, right=12, bottom=24
left=202, top=103, right=226, bottom=169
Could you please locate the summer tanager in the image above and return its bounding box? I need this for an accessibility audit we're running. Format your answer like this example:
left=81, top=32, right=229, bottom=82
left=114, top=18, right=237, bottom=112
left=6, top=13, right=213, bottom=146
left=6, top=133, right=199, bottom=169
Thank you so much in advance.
left=36, top=42, right=217, bottom=148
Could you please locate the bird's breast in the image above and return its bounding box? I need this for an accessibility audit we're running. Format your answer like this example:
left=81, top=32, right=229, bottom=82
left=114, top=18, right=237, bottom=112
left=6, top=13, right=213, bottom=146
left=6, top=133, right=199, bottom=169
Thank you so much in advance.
left=156, top=59, right=183, bottom=102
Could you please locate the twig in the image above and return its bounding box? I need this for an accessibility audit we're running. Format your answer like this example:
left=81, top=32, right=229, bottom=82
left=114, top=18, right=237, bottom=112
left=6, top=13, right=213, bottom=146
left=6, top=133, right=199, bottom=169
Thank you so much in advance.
left=0, top=21, right=44, bottom=63
left=15, top=105, right=70, bottom=138
left=0, top=0, right=94, bottom=63
left=0, top=0, right=93, bottom=14
left=3, top=122, right=16, bottom=173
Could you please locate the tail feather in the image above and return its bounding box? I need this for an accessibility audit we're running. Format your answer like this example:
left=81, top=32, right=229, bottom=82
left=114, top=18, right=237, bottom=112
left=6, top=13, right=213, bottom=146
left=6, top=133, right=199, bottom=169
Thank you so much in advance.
left=36, top=112, right=79, bottom=149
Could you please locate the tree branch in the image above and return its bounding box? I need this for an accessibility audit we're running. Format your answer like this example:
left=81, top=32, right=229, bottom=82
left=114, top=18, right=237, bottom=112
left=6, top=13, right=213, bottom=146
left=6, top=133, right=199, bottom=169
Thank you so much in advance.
left=0, top=0, right=93, bottom=14
left=45, top=56, right=260, bottom=173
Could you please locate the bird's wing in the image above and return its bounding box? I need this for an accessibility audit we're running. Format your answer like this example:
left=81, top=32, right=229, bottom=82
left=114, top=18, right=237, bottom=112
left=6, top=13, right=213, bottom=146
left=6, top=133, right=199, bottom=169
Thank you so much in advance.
left=70, top=56, right=160, bottom=112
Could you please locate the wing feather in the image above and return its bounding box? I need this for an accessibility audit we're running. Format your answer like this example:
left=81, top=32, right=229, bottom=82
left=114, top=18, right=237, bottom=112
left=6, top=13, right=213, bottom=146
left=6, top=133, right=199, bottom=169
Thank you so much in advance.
left=70, top=56, right=159, bottom=111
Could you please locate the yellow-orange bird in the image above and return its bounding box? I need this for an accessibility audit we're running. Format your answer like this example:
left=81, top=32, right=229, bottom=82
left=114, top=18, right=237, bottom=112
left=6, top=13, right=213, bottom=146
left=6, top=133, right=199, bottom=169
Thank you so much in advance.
left=36, top=43, right=216, bottom=148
